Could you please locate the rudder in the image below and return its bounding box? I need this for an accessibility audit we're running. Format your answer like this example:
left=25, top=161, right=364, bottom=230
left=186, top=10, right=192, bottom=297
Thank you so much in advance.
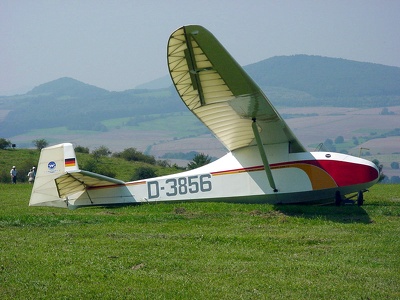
left=29, top=143, right=79, bottom=207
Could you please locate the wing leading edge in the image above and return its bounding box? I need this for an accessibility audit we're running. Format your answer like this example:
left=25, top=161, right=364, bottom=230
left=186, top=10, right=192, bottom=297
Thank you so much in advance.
left=167, top=25, right=305, bottom=153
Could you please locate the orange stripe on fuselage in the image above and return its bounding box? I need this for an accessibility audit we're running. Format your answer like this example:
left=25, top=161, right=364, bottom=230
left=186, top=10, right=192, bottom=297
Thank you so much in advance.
left=271, top=163, right=337, bottom=190
left=211, top=162, right=337, bottom=190
left=211, top=165, right=264, bottom=176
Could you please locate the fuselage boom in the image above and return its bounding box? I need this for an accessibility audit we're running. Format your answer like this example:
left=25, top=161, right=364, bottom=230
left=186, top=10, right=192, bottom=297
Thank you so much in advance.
left=67, top=146, right=379, bottom=208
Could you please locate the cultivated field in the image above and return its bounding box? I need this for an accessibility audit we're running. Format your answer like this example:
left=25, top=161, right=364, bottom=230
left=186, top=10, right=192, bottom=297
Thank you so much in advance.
left=1, top=184, right=399, bottom=299
left=9, top=106, right=400, bottom=159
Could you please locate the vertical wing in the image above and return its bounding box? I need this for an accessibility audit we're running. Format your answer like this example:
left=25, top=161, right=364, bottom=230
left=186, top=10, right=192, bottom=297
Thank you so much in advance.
left=167, top=25, right=305, bottom=153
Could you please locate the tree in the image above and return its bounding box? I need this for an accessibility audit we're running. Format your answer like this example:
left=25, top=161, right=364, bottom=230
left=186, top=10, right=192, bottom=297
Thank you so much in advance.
left=92, top=146, right=111, bottom=161
left=380, top=107, right=390, bottom=115
left=380, top=107, right=395, bottom=115
left=334, top=136, right=344, bottom=144
left=390, top=176, right=400, bottom=184
left=32, top=139, right=48, bottom=150
left=391, top=162, right=399, bottom=169
left=187, top=153, right=212, bottom=170
left=323, top=139, right=336, bottom=152
left=0, top=138, right=12, bottom=149
left=75, top=145, right=90, bottom=153
left=372, top=159, right=385, bottom=182
left=372, top=159, right=383, bottom=169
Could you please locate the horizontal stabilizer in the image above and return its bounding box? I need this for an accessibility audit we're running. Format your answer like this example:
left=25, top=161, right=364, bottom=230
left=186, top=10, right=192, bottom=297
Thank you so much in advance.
left=55, top=170, right=125, bottom=198
left=30, top=143, right=127, bottom=208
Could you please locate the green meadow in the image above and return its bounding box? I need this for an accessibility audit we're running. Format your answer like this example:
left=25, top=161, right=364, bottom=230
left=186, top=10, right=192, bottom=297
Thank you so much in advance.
left=1, top=183, right=399, bottom=299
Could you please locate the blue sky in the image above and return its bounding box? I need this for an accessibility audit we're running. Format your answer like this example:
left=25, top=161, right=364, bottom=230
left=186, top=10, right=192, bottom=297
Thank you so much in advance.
left=1, top=0, right=399, bottom=95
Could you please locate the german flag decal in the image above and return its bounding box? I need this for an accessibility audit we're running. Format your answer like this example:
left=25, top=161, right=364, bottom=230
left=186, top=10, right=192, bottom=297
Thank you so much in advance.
left=65, top=158, right=76, bottom=167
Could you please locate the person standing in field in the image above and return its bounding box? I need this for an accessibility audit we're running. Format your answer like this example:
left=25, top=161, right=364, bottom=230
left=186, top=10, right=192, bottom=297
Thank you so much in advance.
left=27, top=169, right=35, bottom=184
left=10, top=166, right=17, bottom=184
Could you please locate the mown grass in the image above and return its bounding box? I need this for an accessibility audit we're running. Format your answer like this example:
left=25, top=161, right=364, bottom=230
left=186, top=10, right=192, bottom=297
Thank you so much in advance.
left=1, top=184, right=399, bottom=299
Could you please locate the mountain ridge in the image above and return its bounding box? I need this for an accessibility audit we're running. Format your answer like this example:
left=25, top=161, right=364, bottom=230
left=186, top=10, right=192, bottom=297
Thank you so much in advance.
left=245, top=55, right=400, bottom=98
left=28, top=77, right=110, bottom=98
left=0, top=55, right=399, bottom=139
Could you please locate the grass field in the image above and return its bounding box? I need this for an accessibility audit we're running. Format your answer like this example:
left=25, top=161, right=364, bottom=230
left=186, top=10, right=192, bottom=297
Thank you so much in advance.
left=1, top=184, right=399, bottom=299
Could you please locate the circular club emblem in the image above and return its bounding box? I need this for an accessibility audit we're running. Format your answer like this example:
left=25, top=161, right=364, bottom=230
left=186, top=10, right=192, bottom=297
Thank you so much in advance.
left=48, top=161, right=57, bottom=170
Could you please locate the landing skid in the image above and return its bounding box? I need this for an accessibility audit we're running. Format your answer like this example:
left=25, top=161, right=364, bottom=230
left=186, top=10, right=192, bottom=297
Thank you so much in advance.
left=335, top=190, right=367, bottom=206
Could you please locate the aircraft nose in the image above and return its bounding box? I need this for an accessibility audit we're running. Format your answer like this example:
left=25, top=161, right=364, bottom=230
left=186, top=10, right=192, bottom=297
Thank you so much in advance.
left=371, top=160, right=382, bottom=182
left=361, top=158, right=381, bottom=184
left=354, top=158, right=381, bottom=185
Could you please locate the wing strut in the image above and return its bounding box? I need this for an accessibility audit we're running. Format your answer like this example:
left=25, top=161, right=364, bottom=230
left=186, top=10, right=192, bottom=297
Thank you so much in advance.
left=184, top=28, right=206, bottom=106
left=252, top=119, right=278, bottom=192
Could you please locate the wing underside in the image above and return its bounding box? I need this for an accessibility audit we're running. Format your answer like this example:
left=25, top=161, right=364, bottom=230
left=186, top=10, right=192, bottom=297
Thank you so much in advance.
left=55, top=170, right=125, bottom=198
left=167, top=25, right=305, bottom=153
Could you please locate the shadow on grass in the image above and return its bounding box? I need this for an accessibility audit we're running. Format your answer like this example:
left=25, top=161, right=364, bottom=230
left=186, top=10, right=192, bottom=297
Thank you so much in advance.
left=272, top=203, right=372, bottom=224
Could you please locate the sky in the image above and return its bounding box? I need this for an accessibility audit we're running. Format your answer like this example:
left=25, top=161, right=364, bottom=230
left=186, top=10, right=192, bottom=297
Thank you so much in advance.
left=1, top=0, right=399, bottom=95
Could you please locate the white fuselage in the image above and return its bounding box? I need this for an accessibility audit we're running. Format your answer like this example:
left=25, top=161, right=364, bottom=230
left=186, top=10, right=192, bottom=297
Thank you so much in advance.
left=67, top=145, right=379, bottom=208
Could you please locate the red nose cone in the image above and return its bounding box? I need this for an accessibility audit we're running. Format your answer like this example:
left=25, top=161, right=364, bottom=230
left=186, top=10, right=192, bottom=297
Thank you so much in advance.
left=316, top=160, right=379, bottom=187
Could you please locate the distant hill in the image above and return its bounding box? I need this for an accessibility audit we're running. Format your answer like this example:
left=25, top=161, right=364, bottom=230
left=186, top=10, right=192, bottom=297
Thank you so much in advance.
left=135, top=76, right=172, bottom=89
left=0, top=55, right=399, bottom=138
left=244, top=55, right=400, bottom=107
left=135, top=55, right=400, bottom=107
left=28, top=77, right=110, bottom=98
left=0, top=77, right=187, bottom=137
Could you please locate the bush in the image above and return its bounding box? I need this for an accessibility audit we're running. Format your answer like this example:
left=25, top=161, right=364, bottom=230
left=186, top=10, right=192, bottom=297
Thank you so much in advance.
left=131, top=166, right=156, bottom=181
left=0, top=138, right=12, bottom=149
left=81, top=158, right=116, bottom=178
left=0, top=169, right=10, bottom=183
left=156, top=160, right=171, bottom=167
left=113, top=148, right=156, bottom=165
left=75, top=145, right=90, bottom=153
left=92, top=146, right=111, bottom=161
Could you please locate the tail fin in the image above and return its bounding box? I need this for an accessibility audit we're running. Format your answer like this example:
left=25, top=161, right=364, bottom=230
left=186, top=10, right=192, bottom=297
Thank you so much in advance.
left=29, top=143, right=80, bottom=208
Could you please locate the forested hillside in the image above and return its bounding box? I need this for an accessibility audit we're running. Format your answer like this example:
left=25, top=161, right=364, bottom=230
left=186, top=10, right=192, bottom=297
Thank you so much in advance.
left=1, top=55, right=399, bottom=138
left=0, top=78, right=187, bottom=137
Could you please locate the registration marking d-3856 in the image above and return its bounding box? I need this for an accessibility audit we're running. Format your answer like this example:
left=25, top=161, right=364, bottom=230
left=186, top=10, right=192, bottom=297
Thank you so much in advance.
left=147, top=174, right=212, bottom=199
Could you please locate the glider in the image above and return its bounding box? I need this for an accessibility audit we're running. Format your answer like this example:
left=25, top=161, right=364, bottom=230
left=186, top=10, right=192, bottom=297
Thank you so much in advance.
left=29, top=25, right=379, bottom=209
